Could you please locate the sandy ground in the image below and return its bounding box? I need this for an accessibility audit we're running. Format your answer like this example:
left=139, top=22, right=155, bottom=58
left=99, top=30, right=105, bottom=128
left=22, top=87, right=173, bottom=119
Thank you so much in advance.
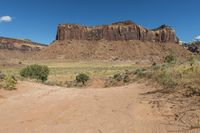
left=0, top=81, right=197, bottom=133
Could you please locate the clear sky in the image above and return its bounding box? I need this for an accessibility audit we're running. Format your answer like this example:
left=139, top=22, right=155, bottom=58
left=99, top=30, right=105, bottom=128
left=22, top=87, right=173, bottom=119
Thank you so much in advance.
left=0, top=0, right=199, bottom=44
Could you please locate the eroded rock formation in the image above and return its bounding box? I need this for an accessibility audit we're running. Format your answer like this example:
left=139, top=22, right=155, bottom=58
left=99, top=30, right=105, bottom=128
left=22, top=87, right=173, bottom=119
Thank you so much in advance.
left=56, top=20, right=177, bottom=43
left=0, top=37, right=47, bottom=51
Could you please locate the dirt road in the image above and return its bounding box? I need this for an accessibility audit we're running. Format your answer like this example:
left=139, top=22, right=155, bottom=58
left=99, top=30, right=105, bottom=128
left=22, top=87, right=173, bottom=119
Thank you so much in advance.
left=0, top=81, right=174, bottom=133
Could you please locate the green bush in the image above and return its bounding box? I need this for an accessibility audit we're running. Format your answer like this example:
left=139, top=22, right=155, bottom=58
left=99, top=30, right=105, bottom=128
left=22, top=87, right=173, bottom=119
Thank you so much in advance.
left=20, top=64, right=49, bottom=82
left=76, top=73, right=89, bottom=85
left=113, top=73, right=122, bottom=81
left=164, top=54, right=176, bottom=64
left=3, top=75, right=17, bottom=90
left=134, top=68, right=146, bottom=77
left=113, top=73, right=120, bottom=79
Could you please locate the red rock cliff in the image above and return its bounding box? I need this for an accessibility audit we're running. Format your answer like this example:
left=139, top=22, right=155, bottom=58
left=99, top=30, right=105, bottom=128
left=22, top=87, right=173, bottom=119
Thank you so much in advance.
left=56, top=21, right=177, bottom=43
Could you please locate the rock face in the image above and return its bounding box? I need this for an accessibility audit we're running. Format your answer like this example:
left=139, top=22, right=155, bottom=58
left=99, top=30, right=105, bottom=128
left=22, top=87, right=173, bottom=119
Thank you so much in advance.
left=56, top=20, right=177, bottom=43
left=0, top=37, right=47, bottom=51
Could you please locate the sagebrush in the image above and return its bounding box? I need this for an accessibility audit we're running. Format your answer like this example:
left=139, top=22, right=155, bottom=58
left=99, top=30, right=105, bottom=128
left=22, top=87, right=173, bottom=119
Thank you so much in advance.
left=20, top=64, right=49, bottom=82
left=0, top=71, right=17, bottom=90
left=76, top=73, right=89, bottom=85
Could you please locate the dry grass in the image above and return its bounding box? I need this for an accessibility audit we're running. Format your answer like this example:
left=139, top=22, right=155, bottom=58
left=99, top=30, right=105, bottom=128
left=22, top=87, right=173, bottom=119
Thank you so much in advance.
left=0, top=60, right=145, bottom=86
left=132, top=59, right=200, bottom=96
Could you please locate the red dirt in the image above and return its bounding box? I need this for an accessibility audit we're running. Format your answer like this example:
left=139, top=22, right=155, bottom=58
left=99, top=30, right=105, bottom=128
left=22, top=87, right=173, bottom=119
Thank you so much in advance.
left=0, top=81, right=178, bottom=133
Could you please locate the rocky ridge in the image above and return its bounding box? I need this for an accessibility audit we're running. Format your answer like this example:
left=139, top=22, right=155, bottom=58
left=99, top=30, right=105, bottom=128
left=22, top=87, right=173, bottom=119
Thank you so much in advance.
left=56, top=20, right=177, bottom=43
left=0, top=37, right=47, bottom=51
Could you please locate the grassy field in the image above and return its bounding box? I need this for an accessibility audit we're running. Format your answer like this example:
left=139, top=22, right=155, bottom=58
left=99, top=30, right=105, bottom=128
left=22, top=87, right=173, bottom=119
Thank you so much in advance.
left=0, top=60, right=147, bottom=84
left=1, top=58, right=200, bottom=96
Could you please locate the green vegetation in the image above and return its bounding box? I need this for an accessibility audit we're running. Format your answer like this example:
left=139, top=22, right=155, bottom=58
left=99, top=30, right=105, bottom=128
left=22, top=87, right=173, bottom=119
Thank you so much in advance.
left=105, top=70, right=136, bottom=87
left=3, top=75, right=17, bottom=90
left=20, top=64, right=49, bottom=82
left=76, top=73, right=89, bottom=85
left=0, top=71, right=17, bottom=90
left=1, top=56, right=200, bottom=96
left=134, top=57, right=200, bottom=96
left=106, top=55, right=200, bottom=96
left=0, top=56, right=200, bottom=96
left=164, top=54, right=176, bottom=64
left=0, top=60, right=140, bottom=87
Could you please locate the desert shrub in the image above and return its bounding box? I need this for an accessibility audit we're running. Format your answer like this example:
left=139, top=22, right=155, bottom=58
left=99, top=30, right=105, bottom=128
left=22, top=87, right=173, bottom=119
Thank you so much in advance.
left=123, top=74, right=130, bottom=83
left=20, top=64, right=49, bottom=82
left=134, top=64, right=178, bottom=89
left=113, top=72, right=129, bottom=82
left=0, top=71, right=5, bottom=80
left=113, top=73, right=122, bottom=81
left=3, top=75, right=17, bottom=90
left=156, top=70, right=177, bottom=89
left=114, top=73, right=120, bottom=79
left=105, top=70, right=137, bottom=87
left=185, top=85, right=200, bottom=97
left=76, top=73, right=89, bottom=85
left=134, top=68, right=146, bottom=77
left=164, top=54, right=176, bottom=64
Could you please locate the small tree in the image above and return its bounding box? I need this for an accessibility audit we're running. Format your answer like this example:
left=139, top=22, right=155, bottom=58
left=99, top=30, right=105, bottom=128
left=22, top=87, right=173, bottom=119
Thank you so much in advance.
left=76, top=73, right=89, bottom=85
left=20, top=64, right=49, bottom=82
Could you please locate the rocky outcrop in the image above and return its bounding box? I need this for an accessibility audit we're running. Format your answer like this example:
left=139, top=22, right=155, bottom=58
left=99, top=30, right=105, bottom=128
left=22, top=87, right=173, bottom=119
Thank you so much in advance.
left=0, top=37, right=47, bottom=51
left=0, top=43, right=15, bottom=50
left=186, top=41, right=200, bottom=54
left=56, top=20, right=177, bottom=43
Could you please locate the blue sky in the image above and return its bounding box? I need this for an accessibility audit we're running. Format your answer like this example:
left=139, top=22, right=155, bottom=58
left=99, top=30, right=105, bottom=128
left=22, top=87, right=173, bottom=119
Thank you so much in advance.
left=0, top=0, right=199, bottom=44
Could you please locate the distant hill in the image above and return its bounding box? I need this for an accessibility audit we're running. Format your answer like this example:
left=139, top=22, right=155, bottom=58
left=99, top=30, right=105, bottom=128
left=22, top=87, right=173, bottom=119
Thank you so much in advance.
left=0, top=37, right=47, bottom=60
left=0, top=37, right=47, bottom=52
left=34, top=40, right=190, bottom=63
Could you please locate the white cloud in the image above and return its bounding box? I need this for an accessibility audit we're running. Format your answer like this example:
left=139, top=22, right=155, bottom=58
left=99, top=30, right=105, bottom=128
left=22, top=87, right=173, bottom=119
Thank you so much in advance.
left=0, top=16, right=12, bottom=23
left=194, top=35, right=200, bottom=40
